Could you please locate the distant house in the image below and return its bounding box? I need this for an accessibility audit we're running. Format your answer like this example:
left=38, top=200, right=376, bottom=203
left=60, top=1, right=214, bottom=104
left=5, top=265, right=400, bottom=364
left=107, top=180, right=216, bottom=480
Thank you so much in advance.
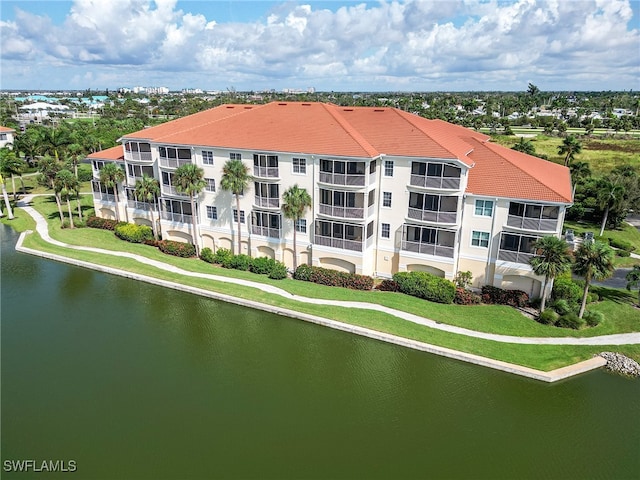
left=0, top=126, right=15, bottom=149
left=89, top=102, right=572, bottom=297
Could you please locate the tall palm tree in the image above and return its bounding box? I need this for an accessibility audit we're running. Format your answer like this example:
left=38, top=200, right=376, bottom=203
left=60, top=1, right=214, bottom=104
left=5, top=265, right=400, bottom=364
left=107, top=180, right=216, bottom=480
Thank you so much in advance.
left=40, top=125, right=72, bottom=161
left=37, top=155, right=65, bottom=223
left=569, top=161, right=591, bottom=198
left=282, top=185, right=312, bottom=271
left=0, top=148, right=27, bottom=200
left=135, top=174, right=161, bottom=240
left=626, top=265, right=640, bottom=305
left=99, top=162, right=125, bottom=222
left=596, top=177, right=625, bottom=236
left=173, top=163, right=206, bottom=256
left=573, top=240, right=615, bottom=318
left=511, top=137, right=535, bottom=155
left=0, top=173, right=14, bottom=220
left=54, top=169, right=78, bottom=228
left=529, top=236, right=573, bottom=312
left=557, top=135, right=582, bottom=167
left=220, top=159, right=252, bottom=255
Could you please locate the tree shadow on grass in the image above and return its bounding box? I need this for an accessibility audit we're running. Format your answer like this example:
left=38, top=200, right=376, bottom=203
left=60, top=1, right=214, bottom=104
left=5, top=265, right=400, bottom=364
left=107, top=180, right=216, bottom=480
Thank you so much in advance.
left=591, top=285, right=635, bottom=305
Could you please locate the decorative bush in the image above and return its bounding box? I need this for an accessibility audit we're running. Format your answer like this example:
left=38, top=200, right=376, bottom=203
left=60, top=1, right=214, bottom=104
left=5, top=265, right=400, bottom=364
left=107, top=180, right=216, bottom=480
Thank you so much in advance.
left=223, top=254, right=251, bottom=271
left=454, top=287, right=482, bottom=305
left=200, top=247, right=215, bottom=264
left=551, top=298, right=575, bottom=316
left=453, top=271, right=473, bottom=289
left=376, top=279, right=399, bottom=292
left=556, top=312, right=585, bottom=330
left=392, top=271, right=456, bottom=304
left=480, top=285, right=529, bottom=307
left=268, top=261, right=288, bottom=280
left=114, top=223, right=153, bottom=243
left=552, top=278, right=583, bottom=304
left=583, top=310, right=604, bottom=327
left=537, top=309, right=559, bottom=326
left=250, top=256, right=277, bottom=275
left=294, top=265, right=374, bottom=291
left=616, top=249, right=631, bottom=257
left=212, top=248, right=234, bottom=265
left=87, top=216, right=120, bottom=231
left=157, top=240, right=196, bottom=258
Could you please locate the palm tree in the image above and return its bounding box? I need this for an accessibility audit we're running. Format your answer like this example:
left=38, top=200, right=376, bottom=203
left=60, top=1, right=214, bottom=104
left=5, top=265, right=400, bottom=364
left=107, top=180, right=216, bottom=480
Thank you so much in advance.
left=626, top=265, right=640, bottom=305
left=173, top=163, right=206, bottom=256
left=40, top=125, right=72, bottom=161
left=135, top=174, right=161, bottom=240
left=221, top=159, right=252, bottom=255
left=557, top=135, right=582, bottom=167
left=569, top=161, right=591, bottom=198
left=54, top=169, right=78, bottom=228
left=0, top=148, right=27, bottom=200
left=596, top=177, right=625, bottom=236
left=573, top=241, right=615, bottom=318
left=37, top=155, right=65, bottom=223
left=511, top=137, right=535, bottom=155
left=0, top=173, right=14, bottom=220
left=99, top=162, right=125, bottom=222
left=282, top=185, right=312, bottom=271
left=529, top=236, right=573, bottom=312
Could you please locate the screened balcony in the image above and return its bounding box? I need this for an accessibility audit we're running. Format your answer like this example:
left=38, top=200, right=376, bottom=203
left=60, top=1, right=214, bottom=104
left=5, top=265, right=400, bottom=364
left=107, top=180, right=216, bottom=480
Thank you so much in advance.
left=254, top=182, right=280, bottom=208
left=319, top=159, right=371, bottom=187
left=506, top=202, right=560, bottom=232
left=160, top=199, right=192, bottom=224
left=126, top=188, right=156, bottom=211
left=161, top=172, right=187, bottom=197
left=497, top=232, right=540, bottom=264
left=91, top=180, right=116, bottom=203
left=314, top=220, right=374, bottom=252
left=126, top=164, right=154, bottom=184
left=251, top=211, right=282, bottom=238
left=124, top=141, right=152, bottom=162
left=407, top=192, right=458, bottom=224
left=253, top=154, right=279, bottom=178
left=401, top=225, right=456, bottom=258
left=410, top=162, right=461, bottom=190
left=318, top=189, right=375, bottom=220
left=159, top=146, right=192, bottom=169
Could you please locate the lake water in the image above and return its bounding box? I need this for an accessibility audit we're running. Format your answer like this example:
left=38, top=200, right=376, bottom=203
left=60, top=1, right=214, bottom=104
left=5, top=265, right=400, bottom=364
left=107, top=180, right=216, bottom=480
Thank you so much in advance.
left=1, top=224, right=639, bottom=479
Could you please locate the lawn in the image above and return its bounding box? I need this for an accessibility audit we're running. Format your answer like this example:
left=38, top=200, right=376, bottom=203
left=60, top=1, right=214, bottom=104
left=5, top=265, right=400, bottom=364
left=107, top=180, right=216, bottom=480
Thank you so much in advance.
left=5, top=194, right=639, bottom=372
left=563, top=219, right=640, bottom=267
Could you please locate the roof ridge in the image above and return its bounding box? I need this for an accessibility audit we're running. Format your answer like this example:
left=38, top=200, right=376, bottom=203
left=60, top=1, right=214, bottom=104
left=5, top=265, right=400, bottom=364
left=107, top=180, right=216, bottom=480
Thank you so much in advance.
left=322, top=104, right=380, bottom=158
left=390, top=109, right=462, bottom=159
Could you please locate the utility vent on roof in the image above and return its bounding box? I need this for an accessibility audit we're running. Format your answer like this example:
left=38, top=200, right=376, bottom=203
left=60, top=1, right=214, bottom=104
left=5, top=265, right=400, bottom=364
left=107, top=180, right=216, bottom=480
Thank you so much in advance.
left=278, top=103, right=287, bottom=106
left=226, top=106, right=235, bottom=109
left=343, top=108, right=354, bottom=112
left=244, top=106, right=252, bottom=109
left=301, top=103, right=311, bottom=106
left=374, top=109, right=385, bottom=112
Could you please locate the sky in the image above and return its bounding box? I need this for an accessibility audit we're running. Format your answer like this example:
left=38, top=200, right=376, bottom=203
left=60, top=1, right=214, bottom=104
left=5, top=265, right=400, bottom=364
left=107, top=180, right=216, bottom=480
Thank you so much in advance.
left=1, top=0, right=639, bottom=92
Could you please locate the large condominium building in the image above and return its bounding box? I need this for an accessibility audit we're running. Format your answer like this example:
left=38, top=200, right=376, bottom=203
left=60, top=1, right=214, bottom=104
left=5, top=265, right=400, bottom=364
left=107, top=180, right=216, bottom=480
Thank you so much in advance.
left=89, top=102, right=572, bottom=297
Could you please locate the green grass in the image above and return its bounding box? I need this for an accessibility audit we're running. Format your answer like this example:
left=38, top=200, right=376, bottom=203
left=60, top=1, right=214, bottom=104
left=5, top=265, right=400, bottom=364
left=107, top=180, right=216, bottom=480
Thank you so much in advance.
left=8, top=194, right=640, bottom=371
left=563, top=219, right=640, bottom=267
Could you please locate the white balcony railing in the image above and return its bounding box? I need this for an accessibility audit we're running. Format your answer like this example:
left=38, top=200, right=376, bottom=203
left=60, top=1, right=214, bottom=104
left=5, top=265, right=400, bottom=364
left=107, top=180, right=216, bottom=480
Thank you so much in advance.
left=506, top=215, right=558, bottom=232
left=93, top=192, right=116, bottom=203
left=401, top=240, right=455, bottom=258
left=253, top=166, right=279, bottom=178
left=161, top=185, right=187, bottom=197
left=318, top=172, right=366, bottom=186
left=254, top=196, right=280, bottom=208
left=161, top=211, right=192, bottom=224
left=319, top=204, right=365, bottom=219
left=497, top=250, right=534, bottom=264
left=124, top=151, right=153, bottom=162
left=407, top=208, right=457, bottom=224
left=159, top=157, right=192, bottom=169
left=128, top=200, right=154, bottom=211
left=410, top=175, right=460, bottom=190
left=314, top=235, right=363, bottom=252
left=250, top=225, right=281, bottom=238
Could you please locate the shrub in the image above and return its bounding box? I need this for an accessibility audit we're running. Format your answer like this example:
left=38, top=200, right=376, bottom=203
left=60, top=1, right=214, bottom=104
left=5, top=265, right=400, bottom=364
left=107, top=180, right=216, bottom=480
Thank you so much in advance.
left=77, top=168, right=93, bottom=182
left=551, top=299, right=574, bottom=316
left=200, top=247, right=215, bottom=264
left=552, top=278, right=583, bottom=304
left=212, top=248, right=234, bottom=265
left=223, top=254, right=251, bottom=271
left=114, top=223, right=153, bottom=243
left=454, top=287, right=482, bottom=305
left=537, top=309, right=559, bottom=326
left=86, top=216, right=120, bottom=231
left=556, top=312, right=585, bottom=330
left=583, top=310, right=604, bottom=327
left=480, top=285, right=529, bottom=307
left=157, top=240, right=196, bottom=258
left=616, top=249, right=631, bottom=257
left=393, top=271, right=456, bottom=304
left=376, top=279, right=399, bottom=292
left=608, top=237, right=635, bottom=252
left=268, top=261, right=288, bottom=280
left=453, top=271, right=473, bottom=289
left=586, top=292, right=600, bottom=303
left=250, top=256, right=277, bottom=275
left=293, top=265, right=374, bottom=291
left=293, top=264, right=313, bottom=282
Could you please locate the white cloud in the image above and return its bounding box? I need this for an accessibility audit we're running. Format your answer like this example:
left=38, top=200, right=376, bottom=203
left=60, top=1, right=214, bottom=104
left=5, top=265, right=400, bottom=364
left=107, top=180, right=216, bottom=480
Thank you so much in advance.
left=1, top=0, right=638, bottom=91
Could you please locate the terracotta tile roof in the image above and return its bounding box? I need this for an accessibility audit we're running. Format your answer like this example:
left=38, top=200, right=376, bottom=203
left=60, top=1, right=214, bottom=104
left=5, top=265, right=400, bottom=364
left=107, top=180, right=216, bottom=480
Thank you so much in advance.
left=0, top=126, right=15, bottom=133
left=86, top=145, right=124, bottom=161
left=114, top=101, right=571, bottom=204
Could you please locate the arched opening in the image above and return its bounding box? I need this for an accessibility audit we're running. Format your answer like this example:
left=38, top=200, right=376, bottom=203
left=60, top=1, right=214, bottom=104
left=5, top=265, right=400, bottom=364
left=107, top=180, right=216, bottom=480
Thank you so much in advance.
left=257, top=246, right=275, bottom=259
left=407, top=264, right=445, bottom=277
left=319, top=257, right=355, bottom=274
left=501, top=275, right=541, bottom=298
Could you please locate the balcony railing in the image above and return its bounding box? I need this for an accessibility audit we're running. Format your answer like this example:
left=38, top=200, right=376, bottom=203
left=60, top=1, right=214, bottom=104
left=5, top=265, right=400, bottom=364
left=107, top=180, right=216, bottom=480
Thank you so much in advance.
left=401, top=240, right=455, bottom=258
left=93, top=192, right=116, bottom=203
left=319, top=172, right=366, bottom=186
left=128, top=200, right=154, bottom=211
left=497, top=249, right=535, bottom=264
left=161, top=211, right=192, bottom=224
left=319, top=204, right=364, bottom=219
left=254, top=196, right=280, bottom=208
left=159, top=157, right=192, bottom=169
left=253, top=166, right=279, bottom=178
left=506, top=215, right=558, bottom=232
left=410, top=175, right=460, bottom=190
left=407, top=208, right=457, bottom=224
left=251, top=225, right=281, bottom=238
left=314, top=235, right=363, bottom=252
left=124, top=151, right=153, bottom=162
left=161, top=185, right=187, bottom=197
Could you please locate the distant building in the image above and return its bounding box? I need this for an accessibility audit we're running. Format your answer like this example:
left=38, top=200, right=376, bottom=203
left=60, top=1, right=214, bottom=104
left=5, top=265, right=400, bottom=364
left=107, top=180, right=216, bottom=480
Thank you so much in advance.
left=0, top=126, right=15, bottom=149
left=89, top=101, right=572, bottom=296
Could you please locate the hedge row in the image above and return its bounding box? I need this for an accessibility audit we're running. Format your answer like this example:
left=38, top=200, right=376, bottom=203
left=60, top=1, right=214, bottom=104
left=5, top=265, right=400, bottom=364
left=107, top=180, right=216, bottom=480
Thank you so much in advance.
left=114, top=223, right=153, bottom=243
left=157, top=240, right=196, bottom=258
left=293, top=264, right=374, bottom=290
left=392, top=271, right=456, bottom=304
left=480, top=285, right=529, bottom=307
left=87, top=216, right=121, bottom=231
left=200, top=248, right=287, bottom=280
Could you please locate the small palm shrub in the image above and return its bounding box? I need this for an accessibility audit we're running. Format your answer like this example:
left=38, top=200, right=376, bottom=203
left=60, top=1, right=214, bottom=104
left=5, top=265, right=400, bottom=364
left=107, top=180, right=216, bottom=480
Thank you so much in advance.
left=556, top=312, right=586, bottom=330
left=537, top=309, right=559, bottom=326
left=583, top=310, right=604, bottom=327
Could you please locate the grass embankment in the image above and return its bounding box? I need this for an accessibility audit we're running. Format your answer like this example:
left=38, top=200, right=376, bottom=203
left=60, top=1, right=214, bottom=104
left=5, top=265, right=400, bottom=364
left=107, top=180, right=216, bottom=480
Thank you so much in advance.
left=7, top=195, right=639, bottom=371
left=563, top=219, right=640, bottom=267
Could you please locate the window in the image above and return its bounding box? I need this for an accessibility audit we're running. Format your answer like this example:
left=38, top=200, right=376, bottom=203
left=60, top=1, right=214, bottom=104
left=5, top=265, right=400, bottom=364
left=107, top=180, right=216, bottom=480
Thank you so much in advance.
left=0, top=134, right=7, bottom=141
left=205, top=178, right=216, bottom=192
left=475, top=199, right=494, bottom=217
left=206, top=206, right=217, bottom=220
left=384, top=160, right=394, bottom=177
left=381, top=223, right=390, bottom=238
left=233, top=209, right=245, bottom=224
left=295, top=219, right=307, bottom=233
left=230, top=152, right=242, bottom=161
left=471, top=231, right=490, bottom=248
left=293, top=158, right=306, bottom=174
left=202, top=151, right=214, bottom=165
left=382, top=192, right=392, bottom=208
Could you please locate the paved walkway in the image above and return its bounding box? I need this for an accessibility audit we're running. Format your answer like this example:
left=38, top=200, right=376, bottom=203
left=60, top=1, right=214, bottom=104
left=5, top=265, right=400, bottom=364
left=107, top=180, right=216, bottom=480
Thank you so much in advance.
left=14, top=195, right=640, bottom=347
